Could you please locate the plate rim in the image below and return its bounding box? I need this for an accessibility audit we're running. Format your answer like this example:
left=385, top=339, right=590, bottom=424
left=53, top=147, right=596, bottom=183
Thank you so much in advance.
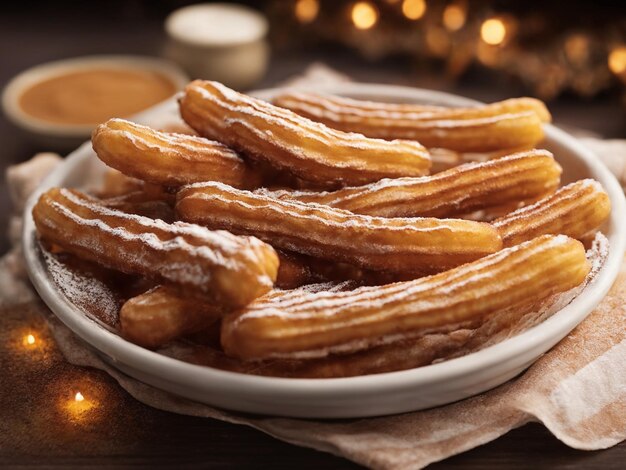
left=21, top=82, right=626, bottom=407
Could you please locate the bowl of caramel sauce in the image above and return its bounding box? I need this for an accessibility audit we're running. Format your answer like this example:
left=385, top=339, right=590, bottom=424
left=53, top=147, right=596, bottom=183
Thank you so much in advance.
left=3, top=56, right=188, bottom=149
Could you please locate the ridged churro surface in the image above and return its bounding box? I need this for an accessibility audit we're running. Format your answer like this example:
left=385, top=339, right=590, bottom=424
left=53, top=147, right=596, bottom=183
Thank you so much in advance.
left=263, top=150, right=561, bottom=218
left=221, top=235, right=589, bottom=360
left=176, top=182, right=502, bottom=274
left=494, top=179, right=611, bottom=246
left=274, top=92, right=549, bottom=152
left=179, top=80, right=431, bottom=187
left=33, top=188, right=278, bottom=307
left=92, top=118, right=261, bottom=188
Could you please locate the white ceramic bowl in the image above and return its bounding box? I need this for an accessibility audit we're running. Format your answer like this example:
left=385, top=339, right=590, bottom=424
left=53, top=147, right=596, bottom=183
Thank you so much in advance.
left=2, top=55, right=189, bottom=150
left=22, top=84, right=626, bottom=418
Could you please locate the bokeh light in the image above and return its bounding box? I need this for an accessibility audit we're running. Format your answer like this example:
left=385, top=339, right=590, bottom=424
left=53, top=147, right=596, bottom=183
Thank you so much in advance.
left=351, top=2, right=379, bottom=30
left=443, top=2, right=466, bottom=31
left=402, top=0, right=427, bottom=21
left=24, top=334, right=36, bottom=346
left=481, top=18, right=507, bottom=46
left=295, top=0, right=319, bottom=24
left=564, top=34, right=590, bottom=67
left=608, top=46, right=626, bottom=75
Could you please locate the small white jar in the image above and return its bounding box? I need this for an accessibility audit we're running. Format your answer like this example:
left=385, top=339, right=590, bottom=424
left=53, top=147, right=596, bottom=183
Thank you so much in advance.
left=164, top=3, right=269, bottom=89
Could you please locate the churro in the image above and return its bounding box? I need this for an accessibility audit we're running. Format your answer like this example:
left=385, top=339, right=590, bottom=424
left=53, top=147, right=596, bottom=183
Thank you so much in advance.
left=120, top=285, right=223, bottom=349
left=33, top=188, right=278, bottom=307
left=179, top=80, right=431, bottom=187
left=428, top=145, right=534, bottom=173
left=221, top=235, right=589, bottom=360
left=274, top=92, right=550, bottom=152
left=176, top=182, right=502, bottom=274
left=494, top=179, right=611, bottom=247
left=92, top=118, right=261, bottom=188
left=263, top=150, right=561, bottom=218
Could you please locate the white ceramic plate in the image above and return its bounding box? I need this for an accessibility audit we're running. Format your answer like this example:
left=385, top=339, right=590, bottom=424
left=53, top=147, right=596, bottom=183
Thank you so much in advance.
left=22, top=83, right=626, bottom=418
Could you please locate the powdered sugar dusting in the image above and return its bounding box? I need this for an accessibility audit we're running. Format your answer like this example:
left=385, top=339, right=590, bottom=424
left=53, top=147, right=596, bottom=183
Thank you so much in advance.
left=273, top=92, right=547, bottom=147
left=42, top=247, right=120, bottom=328
left=225, top=235, right=596, bottom=359
left=252, top=150, right=559, bottom=218
left=177, top=181, right=501, bottom=273
left=180, top=81, right=430, bottom=186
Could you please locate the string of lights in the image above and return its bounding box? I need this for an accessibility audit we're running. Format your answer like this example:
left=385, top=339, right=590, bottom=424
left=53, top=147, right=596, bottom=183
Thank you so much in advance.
left=271, top=0, right=626, bottom=100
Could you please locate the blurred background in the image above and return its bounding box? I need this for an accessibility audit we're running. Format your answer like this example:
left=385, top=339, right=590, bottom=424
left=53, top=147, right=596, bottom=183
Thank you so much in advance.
left=1, top=0, right=625, bottom=251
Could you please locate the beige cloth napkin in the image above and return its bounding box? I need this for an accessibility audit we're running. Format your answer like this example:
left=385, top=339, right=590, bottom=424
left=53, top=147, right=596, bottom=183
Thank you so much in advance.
left=3, top=74, right=626, bottom=469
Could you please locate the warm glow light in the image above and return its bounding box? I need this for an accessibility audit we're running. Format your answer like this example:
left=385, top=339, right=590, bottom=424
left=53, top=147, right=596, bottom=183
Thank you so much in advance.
left=426, top=27, right=450, bottom=57
left=402, top=0, right=427, bottom=20
left=608, top=46, right=626, bottom=75
left=443, top=3, right=466, bottom=31
left=564, top=34, right=590, bottom=66
left=64, top=389, right=97, bottom=422
left=481, top=18, right=507, bottom=46
left=295, top=0, right=319, bottom=24
left=351, top=2, right=379, bottom=30
left=26, top=334, right=35, bottom=345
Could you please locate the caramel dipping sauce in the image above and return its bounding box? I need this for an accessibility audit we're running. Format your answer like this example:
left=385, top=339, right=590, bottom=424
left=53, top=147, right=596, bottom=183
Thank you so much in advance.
left=18, top=68, right=177, bottom=125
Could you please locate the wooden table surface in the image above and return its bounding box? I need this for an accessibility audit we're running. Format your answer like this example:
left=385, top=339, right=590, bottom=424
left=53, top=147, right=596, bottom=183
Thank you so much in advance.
left=1, top=4, right=624, bottom=468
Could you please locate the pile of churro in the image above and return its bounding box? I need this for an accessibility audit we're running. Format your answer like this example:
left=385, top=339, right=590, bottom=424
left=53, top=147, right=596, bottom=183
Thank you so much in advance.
left=32, top=80, right=611, bottom=377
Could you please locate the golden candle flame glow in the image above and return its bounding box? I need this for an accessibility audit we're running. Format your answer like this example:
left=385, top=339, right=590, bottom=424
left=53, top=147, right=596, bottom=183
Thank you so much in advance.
left=351, top=2, right=379, bottom=30
left=64, top=389, right=98, bottom=422
left=608, top=46, right=626, bottom=75
left=443, top=2, right=466, bottom=31
left=481, top=18, right=507, bottom=46
left=25, top=334, right=36, bottom=345
left=295, top=0, right=319, bottom=24
left=402, top=0, right=427, bottom=20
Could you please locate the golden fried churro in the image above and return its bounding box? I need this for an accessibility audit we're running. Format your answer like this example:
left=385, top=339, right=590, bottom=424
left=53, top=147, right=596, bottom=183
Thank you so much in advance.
left=263, top=150, right=561, bottom=218
left=285, top=235, right=603, bottom=377
left=92, top=118, right=261, bottom=189
left=176, top=182, right=502, bottom=274
left=221, top=235, right=589, bottom=360
left=274, top=92, right=549, bottom=152
left=428, top=145, right=534, bottom=173
left=179, top=80, right=431, bottom=187
left=274, top=93, right=551, bottom=123
left=120, top=285, right=223, bottom=349
left=33, top=188, right=278, bottom=307
left=494, top=179, right=611, bottom=247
